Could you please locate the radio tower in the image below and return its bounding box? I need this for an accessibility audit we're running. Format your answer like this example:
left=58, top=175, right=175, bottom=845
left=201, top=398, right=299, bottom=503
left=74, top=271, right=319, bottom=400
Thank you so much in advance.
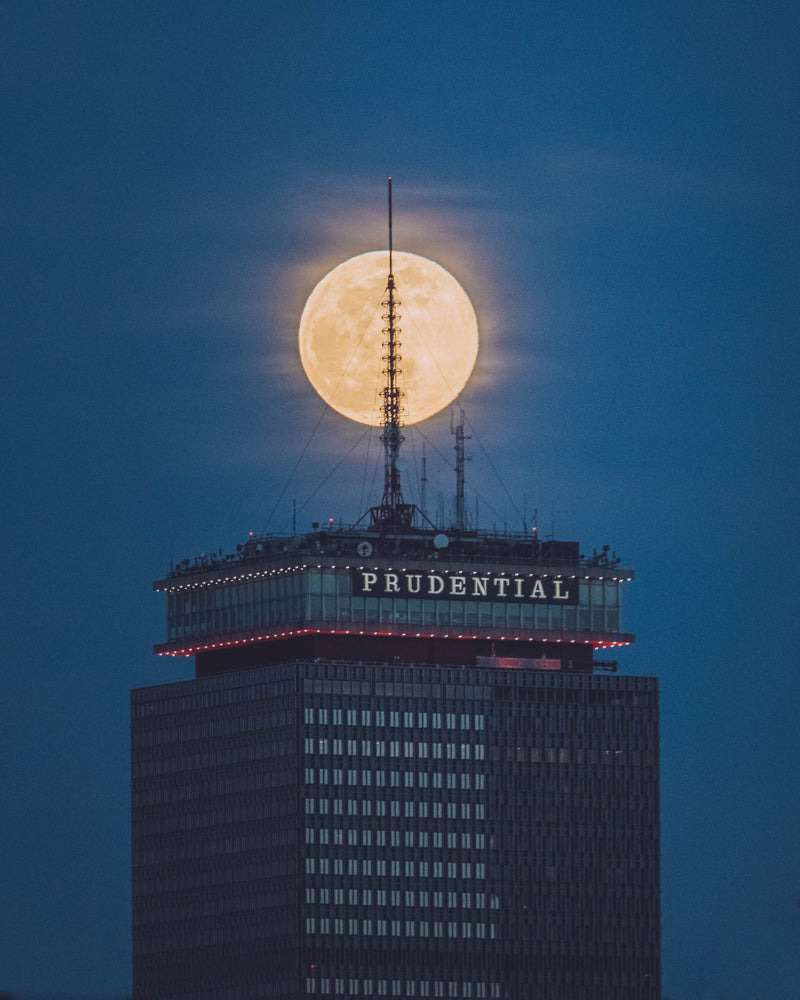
left=370, top=178, right=415, bottom=531
left=451, top=406, right=471, bottom=533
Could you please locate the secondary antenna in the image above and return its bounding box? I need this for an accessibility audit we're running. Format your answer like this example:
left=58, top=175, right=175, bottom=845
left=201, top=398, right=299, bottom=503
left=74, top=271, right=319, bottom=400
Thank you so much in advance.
left=451, top=407, right=471, bottom=533
left=420, top=443, right=428, bottom=519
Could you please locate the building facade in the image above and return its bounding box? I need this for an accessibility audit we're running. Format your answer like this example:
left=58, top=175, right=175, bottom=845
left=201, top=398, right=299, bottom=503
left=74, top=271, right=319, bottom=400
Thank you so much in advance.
left=132, top=528, right=659, bottom=999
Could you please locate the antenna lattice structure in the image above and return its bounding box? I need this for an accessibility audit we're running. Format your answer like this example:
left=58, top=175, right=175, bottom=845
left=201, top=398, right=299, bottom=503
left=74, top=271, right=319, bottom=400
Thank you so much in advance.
left=370, top=179, right=416, bottom=531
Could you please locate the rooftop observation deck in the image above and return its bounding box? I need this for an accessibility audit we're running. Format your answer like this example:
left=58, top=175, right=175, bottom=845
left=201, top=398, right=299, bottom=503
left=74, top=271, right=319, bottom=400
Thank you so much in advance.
left=154, top=524, right=634, bottom=667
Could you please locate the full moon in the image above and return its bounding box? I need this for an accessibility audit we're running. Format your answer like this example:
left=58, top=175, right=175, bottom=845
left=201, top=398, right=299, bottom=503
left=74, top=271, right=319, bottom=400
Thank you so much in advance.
left=298, top=251, right=479, bottom=426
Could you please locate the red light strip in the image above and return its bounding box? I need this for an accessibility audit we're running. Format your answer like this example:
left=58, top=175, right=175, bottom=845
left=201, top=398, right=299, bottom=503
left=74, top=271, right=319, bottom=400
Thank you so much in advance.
left=155, top=627, right=633, bottom=658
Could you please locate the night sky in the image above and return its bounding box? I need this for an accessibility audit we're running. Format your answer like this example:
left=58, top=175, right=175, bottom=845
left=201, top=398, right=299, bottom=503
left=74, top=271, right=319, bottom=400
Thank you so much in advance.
left=3, top=2, right=799, bottom=998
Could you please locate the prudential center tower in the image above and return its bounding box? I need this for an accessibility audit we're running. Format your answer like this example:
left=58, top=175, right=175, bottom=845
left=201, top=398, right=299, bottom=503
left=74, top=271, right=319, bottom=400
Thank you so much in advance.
left=131, top=185, right=660, bottom=999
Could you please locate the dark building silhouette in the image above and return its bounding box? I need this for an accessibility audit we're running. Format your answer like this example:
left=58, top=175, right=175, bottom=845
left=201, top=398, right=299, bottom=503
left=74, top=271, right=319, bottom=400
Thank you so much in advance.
left=132, top=525, right=659, bottom=1000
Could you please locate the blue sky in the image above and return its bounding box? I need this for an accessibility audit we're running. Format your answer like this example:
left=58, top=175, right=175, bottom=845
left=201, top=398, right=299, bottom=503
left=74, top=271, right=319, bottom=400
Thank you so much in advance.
left=3, top=2, right=799, bottom=997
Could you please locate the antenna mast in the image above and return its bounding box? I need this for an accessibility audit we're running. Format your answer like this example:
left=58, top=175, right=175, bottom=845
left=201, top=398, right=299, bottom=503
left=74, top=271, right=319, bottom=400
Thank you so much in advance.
left=369, top=178, right=414, bottom=532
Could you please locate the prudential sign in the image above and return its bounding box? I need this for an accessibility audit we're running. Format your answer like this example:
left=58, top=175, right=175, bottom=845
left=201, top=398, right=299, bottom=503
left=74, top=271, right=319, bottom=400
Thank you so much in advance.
left=351, top=570, right=578, bottom=604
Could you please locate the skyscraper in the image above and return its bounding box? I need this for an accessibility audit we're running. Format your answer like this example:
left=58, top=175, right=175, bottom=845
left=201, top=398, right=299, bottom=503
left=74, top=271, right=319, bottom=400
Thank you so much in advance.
left=131, top=188, right=659, bottom=999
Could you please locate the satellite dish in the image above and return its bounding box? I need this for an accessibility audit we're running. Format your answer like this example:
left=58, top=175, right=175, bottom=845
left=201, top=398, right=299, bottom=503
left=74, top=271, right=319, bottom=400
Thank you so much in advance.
left=433, top=534, right=450, bottom=549
left=395, top=456, right=408, bottom=471
left=357, top=540, right=373, bottom=557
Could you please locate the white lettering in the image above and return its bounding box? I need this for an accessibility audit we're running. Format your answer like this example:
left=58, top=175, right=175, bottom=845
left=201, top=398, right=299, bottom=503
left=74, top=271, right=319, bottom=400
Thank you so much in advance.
left=514, top=578, right=524, bottom=598
left=553, top=579, right=569, bottom=600
left=493, top=577, right=510, bottom=598
left=362, top=572, right=378, bottom=593
left=530, top=579, right=546, bottom=599
left=472, top=576, right=489, bottom=597
left=384, top=573, right=400, bottom=593
left=428, top=575, right=444, bottom=595
left=406, top=574, right=422, bottom=594
left=450, top=575, right=466, bottom=596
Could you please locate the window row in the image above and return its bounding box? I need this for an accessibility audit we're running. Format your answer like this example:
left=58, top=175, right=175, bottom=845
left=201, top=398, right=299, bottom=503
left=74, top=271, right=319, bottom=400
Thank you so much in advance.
left=304, top=829, right=486, bottom=849
left=305, top=977, right=501, bottom=997
left=304, top=888, right=500, bottom=909
left=304, top=799, right=485, bottom=820
left=304, top=738, right=486, bottom=760
left=304, top=709, right=486, bottom=730
left=304, top=858, right=486, bottom=879
left=304, top=768, right=486, bottom=790
left=304, top=917, right=497, bottom=940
